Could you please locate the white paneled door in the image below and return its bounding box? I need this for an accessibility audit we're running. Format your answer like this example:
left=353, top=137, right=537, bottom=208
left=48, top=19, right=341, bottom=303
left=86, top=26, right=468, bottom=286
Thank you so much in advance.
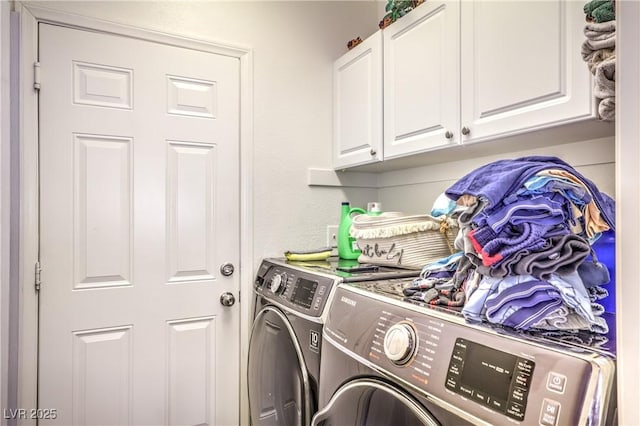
left=38, top=23, right=240, bottom=425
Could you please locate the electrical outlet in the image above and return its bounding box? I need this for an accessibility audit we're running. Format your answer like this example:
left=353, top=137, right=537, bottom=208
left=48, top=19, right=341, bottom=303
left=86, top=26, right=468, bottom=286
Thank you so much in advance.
left=326, top=225, right=339, bottom=248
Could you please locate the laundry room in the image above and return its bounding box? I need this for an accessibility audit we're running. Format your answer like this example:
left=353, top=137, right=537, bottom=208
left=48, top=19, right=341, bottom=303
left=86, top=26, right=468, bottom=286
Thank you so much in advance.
left=0, top=1, right=637, bottom=425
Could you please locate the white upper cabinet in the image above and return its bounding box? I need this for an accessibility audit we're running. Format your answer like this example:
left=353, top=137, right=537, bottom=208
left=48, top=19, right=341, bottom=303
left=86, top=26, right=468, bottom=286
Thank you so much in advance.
left=459, top=0, right=592, bottom=144
left=333, top=31, right=383, bottom=169
left=383, top=0, right=460, bottom=160
left=332, top=0, right=598, bottom=169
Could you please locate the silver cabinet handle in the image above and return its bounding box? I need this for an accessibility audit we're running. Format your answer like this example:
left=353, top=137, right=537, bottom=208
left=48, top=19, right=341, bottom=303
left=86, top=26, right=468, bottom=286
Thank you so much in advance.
left=220, top=292, right=236, bottom=307
left=461, top=126, right=470, bottom=136
left=445, top=130, right=454, bottom=139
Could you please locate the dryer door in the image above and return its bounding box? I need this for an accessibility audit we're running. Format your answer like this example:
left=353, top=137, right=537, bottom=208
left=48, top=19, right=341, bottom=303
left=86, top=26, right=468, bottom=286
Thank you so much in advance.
left=248, top=305, right=313, bottom=426
left=311, top=378, right=440, bottom=426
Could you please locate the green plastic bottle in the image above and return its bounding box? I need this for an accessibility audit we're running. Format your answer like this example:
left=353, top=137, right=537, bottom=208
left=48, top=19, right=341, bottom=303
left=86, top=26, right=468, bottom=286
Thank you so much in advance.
left=338, top=202, right=366, bottom=259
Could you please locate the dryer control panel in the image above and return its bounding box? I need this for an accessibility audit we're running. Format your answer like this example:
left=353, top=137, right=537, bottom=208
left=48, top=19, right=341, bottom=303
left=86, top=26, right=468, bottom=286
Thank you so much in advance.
left=254, top=259, right=339, bottom=318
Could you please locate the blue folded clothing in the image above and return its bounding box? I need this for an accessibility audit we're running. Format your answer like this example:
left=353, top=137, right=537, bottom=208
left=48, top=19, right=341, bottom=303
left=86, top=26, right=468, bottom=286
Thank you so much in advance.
left=445, top=156, right=615, bottom=231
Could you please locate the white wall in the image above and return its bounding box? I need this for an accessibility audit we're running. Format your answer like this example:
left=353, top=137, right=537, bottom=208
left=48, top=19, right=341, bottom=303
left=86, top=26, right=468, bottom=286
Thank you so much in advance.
left=27, top=1, right=381, bottom=261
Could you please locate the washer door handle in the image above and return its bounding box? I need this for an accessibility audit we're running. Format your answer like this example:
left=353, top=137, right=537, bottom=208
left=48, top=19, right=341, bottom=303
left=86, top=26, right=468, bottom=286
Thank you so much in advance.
left=220, top=292, right=236, bottom=307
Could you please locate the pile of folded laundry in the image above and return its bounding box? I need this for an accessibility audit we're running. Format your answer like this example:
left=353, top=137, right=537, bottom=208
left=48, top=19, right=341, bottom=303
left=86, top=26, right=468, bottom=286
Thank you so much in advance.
left=403, top=156, right=615, bottom=334
left=581, top=0, right=616, bottom=121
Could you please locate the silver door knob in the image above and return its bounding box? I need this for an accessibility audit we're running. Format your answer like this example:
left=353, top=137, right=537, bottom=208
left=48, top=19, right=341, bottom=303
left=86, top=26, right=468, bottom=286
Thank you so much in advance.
left=220, top=292, right=236, bottom=307
left=220, top=262, right=235, bottom=276
left=461, top=126, right=470, bottom=136
left=445, top=130, right=454, bottom=139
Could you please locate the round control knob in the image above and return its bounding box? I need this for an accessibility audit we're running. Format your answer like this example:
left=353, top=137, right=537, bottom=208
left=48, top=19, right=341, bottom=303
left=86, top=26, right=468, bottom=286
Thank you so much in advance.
left=383, top=323, right=417, bottom=365
left=270, top=273, right=287, bottom=294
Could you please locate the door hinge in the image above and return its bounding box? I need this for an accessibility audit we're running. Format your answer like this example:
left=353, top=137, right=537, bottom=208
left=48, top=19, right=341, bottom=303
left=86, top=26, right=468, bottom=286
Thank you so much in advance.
left=33, top=62, right=41, bottom=91
left=35, top=261, right=42, bottom=292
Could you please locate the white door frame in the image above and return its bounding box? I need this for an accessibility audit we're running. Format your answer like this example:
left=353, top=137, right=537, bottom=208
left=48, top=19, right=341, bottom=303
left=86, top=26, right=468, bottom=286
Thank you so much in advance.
left=15, top=4, right=254, bottom=425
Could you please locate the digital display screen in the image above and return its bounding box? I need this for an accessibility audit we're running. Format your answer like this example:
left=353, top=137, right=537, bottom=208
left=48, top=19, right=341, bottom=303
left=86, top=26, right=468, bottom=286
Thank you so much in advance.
left=290, top=278, right=318, bottom=309
left=459, top=341, right=517, bottom=402
left=446, top=338, right=534, bottom=421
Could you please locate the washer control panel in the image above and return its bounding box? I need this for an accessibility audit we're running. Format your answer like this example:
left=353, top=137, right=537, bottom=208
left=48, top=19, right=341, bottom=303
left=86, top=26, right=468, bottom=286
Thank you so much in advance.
left=254, top=259, right=339, bottom=317
left=324, top=285, right=616, bottom=426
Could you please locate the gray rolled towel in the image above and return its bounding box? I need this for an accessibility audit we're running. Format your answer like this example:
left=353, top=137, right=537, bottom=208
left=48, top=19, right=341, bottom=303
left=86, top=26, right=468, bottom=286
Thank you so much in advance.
left=598, top=97, right=615, bottom=122
left=581, top=21, right=616, bottom=64
left=587, top=48, right=615, bottom=74
left=584, top=20, right=616, bottom=39
left=594, top=56, right=616, bottom=99
left=581, top=36, right=616, bottom=62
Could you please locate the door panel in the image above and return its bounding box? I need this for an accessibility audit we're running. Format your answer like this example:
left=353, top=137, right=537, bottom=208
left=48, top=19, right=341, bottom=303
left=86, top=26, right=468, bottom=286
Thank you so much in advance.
left=248, top=306, right=311, bottom=426
left=311, top=378, right=440, bottom=426
left=333, top=31, right=383, bottom=169
left=383, top=1, right=460, bottom=159
left=38, top=23, right=240, bottom=426
left=460, top=0, right=592, bottom=141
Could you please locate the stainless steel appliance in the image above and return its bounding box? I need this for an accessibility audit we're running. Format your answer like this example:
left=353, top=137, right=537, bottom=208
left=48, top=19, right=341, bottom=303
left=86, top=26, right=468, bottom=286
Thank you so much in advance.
left=313, top=280, right=617, bottom=425
left=248, top=259, right=420, bottom=426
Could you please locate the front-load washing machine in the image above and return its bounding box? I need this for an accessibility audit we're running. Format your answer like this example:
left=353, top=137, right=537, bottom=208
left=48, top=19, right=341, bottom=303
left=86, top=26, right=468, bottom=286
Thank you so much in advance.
left=248, top=258, right=420, bottom=426
left=313, top=280, right=617, bottom=425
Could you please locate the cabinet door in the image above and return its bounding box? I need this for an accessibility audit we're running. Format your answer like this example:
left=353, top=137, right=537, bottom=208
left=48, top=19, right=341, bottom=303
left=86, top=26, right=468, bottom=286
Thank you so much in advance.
left=333, top=31, right=383, bottom=169
left=460, top=1, right=593, bottom=143
left=383, top=1, right=460, bottom=160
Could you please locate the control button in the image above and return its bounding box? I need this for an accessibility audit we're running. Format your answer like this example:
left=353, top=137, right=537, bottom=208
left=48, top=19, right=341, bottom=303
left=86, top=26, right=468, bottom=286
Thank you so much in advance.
left=472, top=390, right=488, bottom=405
left=270, top=273, right=287, bottom=294
left=383, top=322, right=417, bottom=365
left=447, top=363, right=461, bottom=377
left=451, top=349, right=464, bottom=363
left=454, top=339, right=468, bottom=350
left=318, top=285, right=326, bottom=295
left=540, top=399, right=561, bottom=426
left=515, top=372, right=532, bottom=389
left=457, top=384, right=474, bottom=398
left=510, top=386, right=528, bottom=403
left=445, top=377, right=458, bottom=391
left=547, top=372, right=567, bottom=394
left=506, top=402, right=525, bottom=421
left=488, top=397, right=506, bottom=412
left=517, top=358, right=534, bottom=375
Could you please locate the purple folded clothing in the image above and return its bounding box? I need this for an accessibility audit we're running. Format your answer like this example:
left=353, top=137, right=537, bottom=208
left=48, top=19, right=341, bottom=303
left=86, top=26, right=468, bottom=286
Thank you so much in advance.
left=445, top=156, right=615, bottom=231
left=485, top=280, right=563, bottom=330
